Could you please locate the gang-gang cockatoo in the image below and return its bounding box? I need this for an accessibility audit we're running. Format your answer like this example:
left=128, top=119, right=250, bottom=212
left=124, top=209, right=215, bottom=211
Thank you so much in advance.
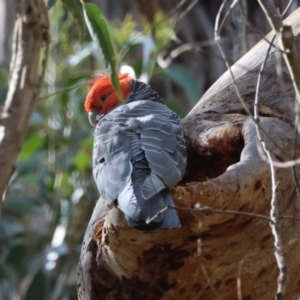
left=84, top=74, right=187, bottom=230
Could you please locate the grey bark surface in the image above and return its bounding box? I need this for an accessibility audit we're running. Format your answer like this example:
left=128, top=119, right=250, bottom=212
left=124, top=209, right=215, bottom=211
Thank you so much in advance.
left=78, top=8, right=300, bottom=300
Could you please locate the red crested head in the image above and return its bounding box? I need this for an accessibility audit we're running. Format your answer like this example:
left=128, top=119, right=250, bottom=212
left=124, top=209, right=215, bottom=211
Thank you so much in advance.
left=84, top=73, right=133, bottom=126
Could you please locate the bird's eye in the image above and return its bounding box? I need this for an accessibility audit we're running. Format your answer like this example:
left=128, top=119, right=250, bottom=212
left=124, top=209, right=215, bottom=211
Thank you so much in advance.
left=100, top=95, right=107, bottom=102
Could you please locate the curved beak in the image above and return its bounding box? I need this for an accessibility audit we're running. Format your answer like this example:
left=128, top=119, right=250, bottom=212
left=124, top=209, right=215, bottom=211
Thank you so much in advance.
left=88, top=110, right=102, bottom=127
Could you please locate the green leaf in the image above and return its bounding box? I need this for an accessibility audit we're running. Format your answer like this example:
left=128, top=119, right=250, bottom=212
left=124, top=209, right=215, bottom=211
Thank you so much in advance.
left=164, top=64, right=202, bottom=106
left=24, top=271, right=46, bottom=300
left=81, top=2, right=123, bottom=100
left=47, top=0, right=56, bottom=9
left=19, top=135, right=46, bottom=161
left=61, top=0, right=85, bottom=38
left=73, top=138, right=93, bottom=172
left=6, top=245, right=27, bottom=269
left=165, top=100, right=185, bottom=118
left=73, top=151, right=90, bottom=172
left=64, top=42, right=97, bottom=66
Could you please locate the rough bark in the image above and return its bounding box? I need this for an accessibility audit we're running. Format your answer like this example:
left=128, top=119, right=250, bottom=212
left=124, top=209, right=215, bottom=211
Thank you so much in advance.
left=0, top=0, right=49, bottom=201
left=78, top=8, right=300, bottom=300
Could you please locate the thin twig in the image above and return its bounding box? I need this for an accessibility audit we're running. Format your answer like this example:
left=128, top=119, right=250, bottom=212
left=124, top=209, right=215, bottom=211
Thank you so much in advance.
left=39, top=82, right=87, bottom=100
left=158, top=0, right=290, bottom=71
left=157, top=35, right=248, bottom=69
left=253, top=0, right=300, bottom=199
left=237, top=0, right=278, bottom=51
left=118, top=0, right=198, bottom=61
left=266, top=149, right=286, bottom=299
left=254, top=35, right=275, bottom=120
left=214, top=1, right=297, bottom=159
left=176, top=0, right=199, bottom=22
left=214, top=0, right=293, bottom=161
left=264, top=157, right=300, bottom=168
left=218, top=0, right=235, bottom=35
left=253, top=19, right=289, bottom=300
left=288, top=0, right=300, bottom=194
left=200, top=259, right=223, bottom=300
left=146, top=205, right=272, bottom=223
left=282, top=0, right=295, bottom=15
left=238, top=0, right=296, bottom=55
left=216, top=2, right=291, bottom=297
left=146, top=204, right=300, bottom=224
left=292, top=116, right=300, bottom=198
left=237, top=253, right=256, bottom=300
left=287, top=0, right=300, bottom=198
left=214, top=0, right=252, bottom=116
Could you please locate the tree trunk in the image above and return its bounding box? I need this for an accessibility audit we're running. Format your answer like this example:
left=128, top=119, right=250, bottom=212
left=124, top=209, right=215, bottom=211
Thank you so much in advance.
left=78, top=8, right=300, bottom=300
left=0, top=0, right=50, bottom=202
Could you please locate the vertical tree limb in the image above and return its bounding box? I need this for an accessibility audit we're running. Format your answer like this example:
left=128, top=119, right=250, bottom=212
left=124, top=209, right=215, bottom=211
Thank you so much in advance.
left=0, top=0, right=50, bottom=203
left=254, top=1, right=300, bottom=298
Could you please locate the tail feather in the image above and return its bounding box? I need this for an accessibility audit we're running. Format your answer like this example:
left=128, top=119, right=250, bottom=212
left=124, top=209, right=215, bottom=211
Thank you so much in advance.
left=118, top=175, right=181, bottom=231
left=157, top=189, right=181, bottom=228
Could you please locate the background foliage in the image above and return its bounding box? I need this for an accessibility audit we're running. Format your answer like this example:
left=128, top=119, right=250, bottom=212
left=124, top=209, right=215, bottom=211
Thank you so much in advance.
left=0, top=0, right=298, bottom=299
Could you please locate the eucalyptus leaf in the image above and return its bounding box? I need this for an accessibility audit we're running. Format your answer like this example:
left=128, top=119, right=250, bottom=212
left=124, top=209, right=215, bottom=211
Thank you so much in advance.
left=64, top=42, right=98, bottom=66
left=19, top=135, right=46, bottom=161
left=81, top=2, right=123, bottom=100
left=47, top=0, right=56, bottom=9
left=61, top=0, right=85, bottom=37
left=6, top=245, right=27, bottom=269
left=164, top=64, right=202, bottom=106
left=24, top=271, right=46, bottom=300
left=73, top=150, right=90, bottom=172
left=73, top=138, right=93, bottom=172
left=164, top=100, right=185, bottom=118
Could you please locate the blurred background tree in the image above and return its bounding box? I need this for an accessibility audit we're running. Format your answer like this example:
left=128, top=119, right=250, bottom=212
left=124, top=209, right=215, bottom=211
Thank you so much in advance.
left=0, top=0, right=299, bottom=299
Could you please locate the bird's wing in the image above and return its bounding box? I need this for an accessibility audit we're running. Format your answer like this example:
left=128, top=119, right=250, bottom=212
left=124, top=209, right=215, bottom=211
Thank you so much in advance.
left=92, top=100, right=186, bottom=204
left=132, top=101, right=187, bottom=194
left=92, top=119, right=133, bottom=203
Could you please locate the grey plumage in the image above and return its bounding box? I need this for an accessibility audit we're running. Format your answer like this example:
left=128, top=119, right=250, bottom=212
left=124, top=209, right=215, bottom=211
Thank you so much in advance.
left=92, top=80, right=187, bottom=230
